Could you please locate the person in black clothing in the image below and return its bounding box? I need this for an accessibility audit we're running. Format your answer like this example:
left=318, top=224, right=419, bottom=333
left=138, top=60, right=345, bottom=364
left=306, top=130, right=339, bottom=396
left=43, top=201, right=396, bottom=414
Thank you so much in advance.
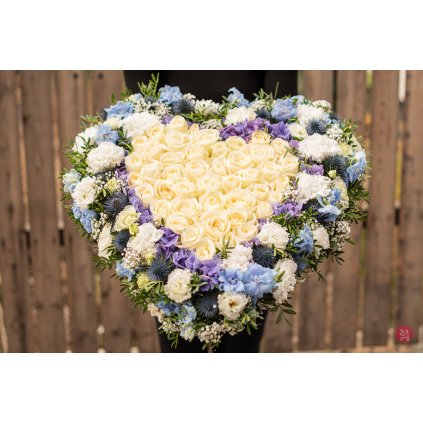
left=124, top=70, right=298, bottom=353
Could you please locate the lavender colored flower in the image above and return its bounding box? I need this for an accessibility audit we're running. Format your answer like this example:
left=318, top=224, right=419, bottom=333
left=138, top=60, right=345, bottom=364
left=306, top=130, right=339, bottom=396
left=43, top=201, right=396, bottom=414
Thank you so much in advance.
left=242, top=264, right=277, bottom=303
left=157, top=228, right=179, bottom=259
left=267, top=121, right=291, bottom=140
left=220, top=118, right=269, bottom=141
left=301, top=163, right=324, bottom=176
left=271, top=98, right=297, bottom=121
left=161, top=115, right=173, bottom=125
left=273, top=200, right=302, bottom=218
left=173, top=248, right=194, bottom=269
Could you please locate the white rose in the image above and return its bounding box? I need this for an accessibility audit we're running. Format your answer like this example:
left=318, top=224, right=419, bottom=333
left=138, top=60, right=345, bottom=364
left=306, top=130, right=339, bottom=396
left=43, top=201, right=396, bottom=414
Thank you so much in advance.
left=312, top=225, right=330, bottom=252
left=218, top=292, right=249, bottom=321
left=73, top=126, right=98, bottom=153
left=257, top=222, right=289, bottom=250
left=122, top=112, right=160, bottom=138
left=127, top=222, right=163, bottom=256
left=86, top=142, right=125, bottom=173
left=273, top=259, right=297, bottom=304
left=114, top=205, right=140, bottom=231
left=296, top=172, right=332, bottom=203
left=225, top=106, right=257, bottom=125
left=222, top=244, right=252, bottom=271
left=71, top=176, right=96, bottom=209
left=164, top=269, right=192, bottom=303
left=298, top=133, right=342, bottom=162
left=97, top=224, right=113, bottom=259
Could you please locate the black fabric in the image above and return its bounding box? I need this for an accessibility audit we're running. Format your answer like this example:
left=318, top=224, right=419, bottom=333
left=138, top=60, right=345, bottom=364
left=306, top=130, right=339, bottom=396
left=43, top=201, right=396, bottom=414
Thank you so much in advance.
left=124, top=70, right=297, bottom=353
left=124, top=70, right=298, bottom=102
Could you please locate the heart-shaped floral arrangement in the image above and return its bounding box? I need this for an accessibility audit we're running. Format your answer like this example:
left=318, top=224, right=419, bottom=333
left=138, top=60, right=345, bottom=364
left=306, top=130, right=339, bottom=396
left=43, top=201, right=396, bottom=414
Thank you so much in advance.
left=62, top=77, right=367, bottom=348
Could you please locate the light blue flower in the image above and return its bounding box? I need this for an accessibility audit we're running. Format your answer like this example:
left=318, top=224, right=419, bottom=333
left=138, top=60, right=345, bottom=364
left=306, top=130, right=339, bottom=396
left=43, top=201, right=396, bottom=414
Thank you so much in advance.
left=179, top=302, right=197, bottom=324
left=218, top=268, right=245, bottom=293
left=95, top=124, right=119, bottom=144
left=316, top=189, right=341, bottom=222
left=116, top=261, right=136, bottom=281
left=271, top=98, right=297, bottom=121
left=291, top=95, right=305, bottom=105
left=72, top=205, right=97, bottom=233
left=347, top=151, right=366, bottom=183
left=156, top=300, right=181, bottom=316
left=131, top=93, right=142, bottom=102
left=63, top=169, right=80, bottom=193
left=227, top=87, right=249, bottom=106
left=242, top=264, right=277, bottom=303
left=158, top=85, right=182, bottom=104
left=293, top=225, right=314, bottom=256
left=105, top=101, right=134, bottom=118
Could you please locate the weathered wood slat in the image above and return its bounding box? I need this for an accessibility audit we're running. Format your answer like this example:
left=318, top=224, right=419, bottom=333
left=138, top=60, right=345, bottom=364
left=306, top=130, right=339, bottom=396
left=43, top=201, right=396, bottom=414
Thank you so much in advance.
left=0, top=71, right=30, bottom=352
left=133, top=309, right=160, bottom=353
left=21, top=71, right=66, bottom=352
left=303, top=70, right=334, bottom=102
left=398, top=70, right=423, bottom=337
left=56, top=70, right=98, bottom=352
left=363, top=71, right=399, bottom=346
left=331, top=70, right=367, bottom=350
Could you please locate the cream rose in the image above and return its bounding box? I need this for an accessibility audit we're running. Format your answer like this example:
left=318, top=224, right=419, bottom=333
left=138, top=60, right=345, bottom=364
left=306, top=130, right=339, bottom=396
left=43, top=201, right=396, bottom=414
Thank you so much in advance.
left=114, top=205, right=140, bottom=231
left=165, top=215, right=190, bottom=234
left=195, top=238, right=216, bottom=261
left=256, top=201, right=274, bottom=219
left=180, top=225, right=204, bottom=249
left=171, top=197, right=200, bottom=218
left=250, top=130, right=271, bottom=144
left=225, top=136, right=246, bottom=151
left=201, top=210, right=230, bottom=241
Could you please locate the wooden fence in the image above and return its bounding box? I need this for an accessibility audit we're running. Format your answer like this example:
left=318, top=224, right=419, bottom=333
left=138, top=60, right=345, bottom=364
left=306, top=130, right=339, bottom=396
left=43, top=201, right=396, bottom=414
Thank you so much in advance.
left=0, top=70, right=422, bottom=353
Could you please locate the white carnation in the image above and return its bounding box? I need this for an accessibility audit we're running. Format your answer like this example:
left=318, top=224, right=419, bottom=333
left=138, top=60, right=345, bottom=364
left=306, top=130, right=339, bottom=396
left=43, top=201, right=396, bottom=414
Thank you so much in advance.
left=121, top=112, right=160, bottom=138
left=288, top=122, right=308, bottom=139
left=164, top=269, right=192, bottom=303
left=312, top=225, right=330, bottom=252
left=225, top=106, right=256, bottom=125
left=86, top=142, right=125, bottom=173
left=296, top=172, right=332, bottom=203
left=195, top=99, right=221, bottom=117
left=222, top=244, right=252, bottom=271
left=298, top=133, right=342, bottom=162
left=97, top=224, right=113, bottom=258
left=73, top=126, right=98, bottom=153
left=126, top=222, right=163, bottom=256
left=257, top=222, right=289, bottom=250
left=217, top=291, right=249, bottom=321
left=71, top=176, right=96, bottom=209
left=273, top=259, right=297, bottom=304
left=297, top=104, right=328, bottom=125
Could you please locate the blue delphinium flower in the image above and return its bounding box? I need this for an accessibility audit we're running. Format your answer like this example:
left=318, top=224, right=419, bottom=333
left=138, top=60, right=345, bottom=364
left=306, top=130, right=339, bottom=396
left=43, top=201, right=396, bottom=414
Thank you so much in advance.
left=95, top=124, right=119, bottom=144
left=156, top=300, right=181, bottom=316
left=62, top=169, right=80, bottom=193
left=158, top=85, right=183, bottom=104
left=105, top=101, right=134, bottom=118
left=242, top=264, right=277, bottom=303
left=293, top=225, right=314, bottom=256
left=179, top=302, right=197, bottom=324
left=271, top=98, right=297, bottom=121
left=227, top=87, right=249, bottom=106
left=116, top=261, right=136, bottom=281
left=347, top=151, right=366, bottom=183
left=291, top=95, right=305, bottom=105
left=316, top=189, right=341, bottom=222
left=218, top=268, right=245, bottom=293
left=72, top=205, right=97, bottom=233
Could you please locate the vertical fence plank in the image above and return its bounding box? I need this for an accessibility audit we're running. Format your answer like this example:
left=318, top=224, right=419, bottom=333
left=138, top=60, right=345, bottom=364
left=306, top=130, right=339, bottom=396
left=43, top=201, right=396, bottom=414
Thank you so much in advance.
left=92, top=70, right=132, bottom=352
left=0, top=71, right=30, bottom=352
left=331, top=71, right=367, bottom=350
left=297, top=70, right=334, bottom=350
left=398, top=70, right=423, bottom=337
left=57, top=70, right=98, bottom=352
left=363, top=71, right=399, bottom=346
left=21, top=71, right=66, bottom=352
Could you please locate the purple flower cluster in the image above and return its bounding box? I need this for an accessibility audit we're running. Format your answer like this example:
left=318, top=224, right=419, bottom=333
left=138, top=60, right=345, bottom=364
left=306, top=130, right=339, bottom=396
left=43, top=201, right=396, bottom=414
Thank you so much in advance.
left=157, top=228, right=179, bottom=260
left=273, top=200, right=302, bottom=218
left=219, top=118, right=268, bottom=141
left=300, top=163, right=324, bottom=176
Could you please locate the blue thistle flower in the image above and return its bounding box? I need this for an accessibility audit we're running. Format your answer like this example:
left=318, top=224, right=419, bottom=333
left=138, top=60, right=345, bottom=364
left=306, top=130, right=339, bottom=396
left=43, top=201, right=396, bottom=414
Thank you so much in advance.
left=194, top=292, right=219, bottom=320
left=171, top=99, right=194, bottom=114
left=323, top=155, right=349, bottom=184
left=306, top=119, right=327, bottom=135
left=114, top=230, right=130, bottom=253
left=147, top=257, right=175, bottom=281
left=255, top=108, right=272, bottom=120
left=104, top=192, right=129, bottom=218
left=252, top=245, right=278, bottom=269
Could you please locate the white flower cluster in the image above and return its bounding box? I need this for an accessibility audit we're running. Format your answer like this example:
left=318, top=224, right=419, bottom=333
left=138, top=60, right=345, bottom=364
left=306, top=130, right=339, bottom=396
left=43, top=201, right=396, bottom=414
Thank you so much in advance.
left=311, top=224, right=330, bottom=252
left=218, top=291, right=249, bottom=320
left=257, top=222, right=289, bottom=250
left=164, top=268, right=192, bottom=303
left=194, top=99, right=221, bottom=117
left=327, top=221, right=351, bottom=251
left=273, top=259, right=298, bottom=304
left=298, top=133, right=342, bottom=162
left=296, top=172, right=332, bottom=203
left=222, top=244, right=252, bottom=270
left=126, top=222, right=164, bottom=258
left=86, top=142, right=125, bottom=174
left=197, top=322, right=228, bottom=345
left=71, top=176, right=97, bottom=209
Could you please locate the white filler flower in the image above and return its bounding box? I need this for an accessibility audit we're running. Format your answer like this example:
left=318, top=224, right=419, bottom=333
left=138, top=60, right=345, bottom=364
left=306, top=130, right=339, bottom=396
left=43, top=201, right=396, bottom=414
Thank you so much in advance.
left=86, top=142, right=125, bottom=173
left=257, top=222, right=289, bottom=250
left=71, top=176, right=96, bottom=209
left=273, top=258, right=297, bottom=304
left=218, top=291, right=249, bottom=321
left=164, top=269, right=192, bottom=303
left=298, top=133, right=342, bottom=162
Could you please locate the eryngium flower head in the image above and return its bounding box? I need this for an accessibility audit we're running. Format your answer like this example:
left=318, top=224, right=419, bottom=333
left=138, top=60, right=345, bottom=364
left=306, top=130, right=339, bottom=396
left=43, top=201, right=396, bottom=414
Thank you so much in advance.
left=195, top=291, right=219, bottom=320
left=255, top=108, right=272, bottom=120
left=306, top=119, right=327, bottom=135
left=323, top=155, right=349, bottom=183
left=171, top=99, right=195, bottom=114
left=104, top=192, right=129, bottom=218
left=252, top=245, right=278, bottom=269
left=147, top=257, right=175, bottom=281
left=114, top=230, right=130, bottom=253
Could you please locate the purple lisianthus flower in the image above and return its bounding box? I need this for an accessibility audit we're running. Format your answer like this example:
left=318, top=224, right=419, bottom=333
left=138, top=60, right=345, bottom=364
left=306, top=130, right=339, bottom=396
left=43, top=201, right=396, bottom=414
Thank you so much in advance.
left=273, top=200, right=302, bottom=218
left=301, top=163, right=324, bottom=176
left=157, top=228, right=179, bottom=259
left=197, top=257, right=221, bottom=291
left=228, top=87, right=249, bottom=106
left=271, top=98, right=297, bottom=121
left=242, top=264, right=277, bottom=303
left=218, top=268, right=245, bottom=293
left=267, top=121, right=291, bottom=140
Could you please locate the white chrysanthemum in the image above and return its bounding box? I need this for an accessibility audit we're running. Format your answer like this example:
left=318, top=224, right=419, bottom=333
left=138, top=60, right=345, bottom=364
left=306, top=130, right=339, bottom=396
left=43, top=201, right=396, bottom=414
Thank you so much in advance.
left=225, top=106, right=256, bottom=125
left=288, top=122, right=308, bottom=139
left=86, top=142, right=125, bottom=173
left=298, top=133, right=342, bottom=162
left=73, top=126, right=98, bottom=153
left=257, top=222, right=289, bottom=250
left=121, top=112, right=160, bottom=138
left=126, top=222, right=163, bottom=257
left=296, top=172, right=332, bottom=203
left=273, top=259, right=297, bottom=304
left=218, top=291, right=249, bottom=321
left=194, top=99, right=220, bottom=117
left=222, top=244, right=252, bottom=271
left=71, top=176, right=96, bottom=209
left=164, top=269, right=192, bottom=303
left=97, top=223, right=113, bottom=259
left=297, top=104, right=328, bottom=124
left=311, top=225, right=330, bottom=252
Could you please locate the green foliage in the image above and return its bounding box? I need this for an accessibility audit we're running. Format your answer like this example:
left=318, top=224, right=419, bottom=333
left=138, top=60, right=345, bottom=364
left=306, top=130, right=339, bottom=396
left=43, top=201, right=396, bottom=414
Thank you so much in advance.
left=137, top=73, right=160, bottom=99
